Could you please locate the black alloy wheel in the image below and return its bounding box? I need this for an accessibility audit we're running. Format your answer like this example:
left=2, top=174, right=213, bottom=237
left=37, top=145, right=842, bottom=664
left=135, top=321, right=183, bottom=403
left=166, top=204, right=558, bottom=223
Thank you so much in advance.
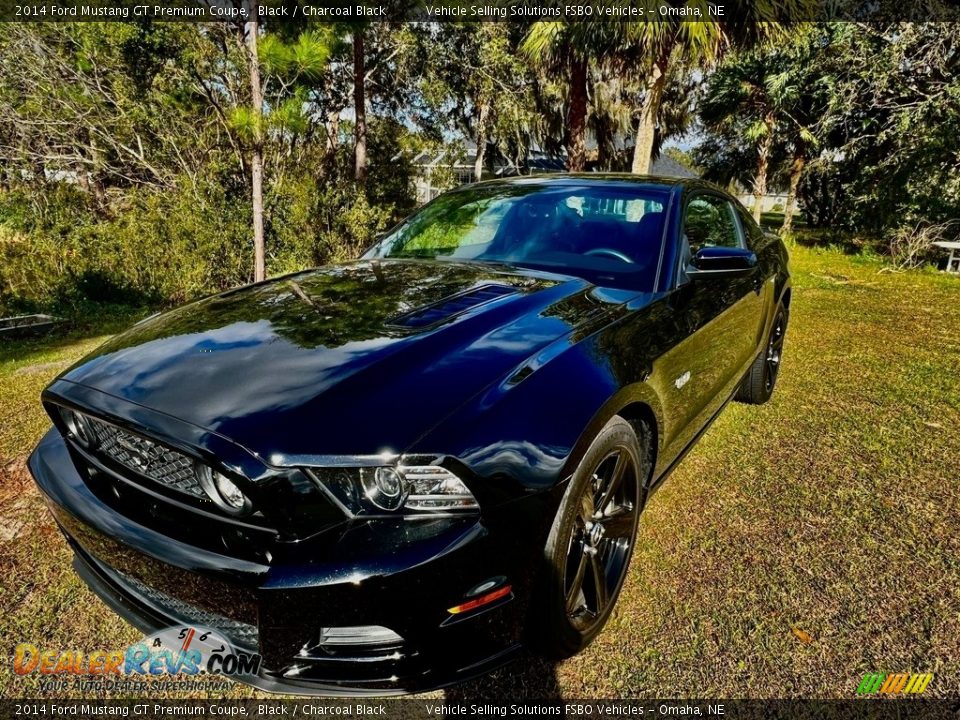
left=535, top=416, right=650, bottom=658
left=564, top=448, right=639, bottom=629
left=764, top=309, right=786, bottom=393
left=736, top=304, right=789, bottom=405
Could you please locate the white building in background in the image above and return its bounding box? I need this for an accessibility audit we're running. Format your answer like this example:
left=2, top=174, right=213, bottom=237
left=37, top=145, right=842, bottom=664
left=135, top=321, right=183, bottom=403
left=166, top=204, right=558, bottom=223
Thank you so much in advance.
left=737, top=193, right=790, bottom=214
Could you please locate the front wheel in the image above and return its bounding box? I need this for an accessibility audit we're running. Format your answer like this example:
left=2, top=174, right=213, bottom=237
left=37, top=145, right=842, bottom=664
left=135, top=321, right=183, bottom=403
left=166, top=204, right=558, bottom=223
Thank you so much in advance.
left=736, top=304, right=788, bottom=405
left=533, top=416, right=651, bottom=659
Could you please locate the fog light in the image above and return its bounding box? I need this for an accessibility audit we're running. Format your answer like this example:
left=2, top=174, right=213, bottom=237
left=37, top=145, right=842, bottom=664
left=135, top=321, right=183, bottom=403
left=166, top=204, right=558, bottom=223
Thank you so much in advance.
left=215, top=473, right=245, bottom=509
left=319, top=626, right=403, bottom=646
left=61, top=408, right=96, bottom=448
left=297, top=625, right=404, bottom=658
left=197, top=465, right=252, bottom=516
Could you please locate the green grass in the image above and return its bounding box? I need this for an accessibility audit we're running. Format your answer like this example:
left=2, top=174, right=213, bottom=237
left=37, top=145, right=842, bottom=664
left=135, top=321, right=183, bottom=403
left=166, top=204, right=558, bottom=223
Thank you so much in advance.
left=759, top=211, right=806, bottom=231
left=2, top=247, right=959, bottom=699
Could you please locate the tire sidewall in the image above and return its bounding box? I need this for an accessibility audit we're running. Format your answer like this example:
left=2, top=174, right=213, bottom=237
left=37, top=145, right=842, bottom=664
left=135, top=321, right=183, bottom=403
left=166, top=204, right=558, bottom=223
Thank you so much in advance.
left=537, top=416, right=646, bottom=658
left=763, top=305, right=789, bottom=398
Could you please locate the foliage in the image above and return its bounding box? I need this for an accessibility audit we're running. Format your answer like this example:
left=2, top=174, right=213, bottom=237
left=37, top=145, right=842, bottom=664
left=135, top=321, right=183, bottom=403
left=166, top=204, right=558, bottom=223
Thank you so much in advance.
left=803, top=23, right=960, bottom=237
left=662, top=147, right=700, bottom=175
left=888, top=221, right=960, bottom=271
left=0, top=179, right=251, bottom=313
left=3, top=20, right=960, bottom=313
left=0, top=22, right=417, bottom=315
left=420, top=24, right=539, bottom=173
left=695, top=25, right=830, bottom=228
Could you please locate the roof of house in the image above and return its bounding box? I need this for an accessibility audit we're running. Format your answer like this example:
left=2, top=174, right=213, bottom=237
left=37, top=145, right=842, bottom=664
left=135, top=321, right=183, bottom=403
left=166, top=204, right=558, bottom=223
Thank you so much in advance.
left=649, top=154, right=698, bottom=179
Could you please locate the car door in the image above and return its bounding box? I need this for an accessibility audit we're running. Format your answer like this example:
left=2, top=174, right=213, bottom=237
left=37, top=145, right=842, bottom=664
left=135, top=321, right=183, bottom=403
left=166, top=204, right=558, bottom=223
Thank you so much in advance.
left=656, top=191, right=767, bottom=464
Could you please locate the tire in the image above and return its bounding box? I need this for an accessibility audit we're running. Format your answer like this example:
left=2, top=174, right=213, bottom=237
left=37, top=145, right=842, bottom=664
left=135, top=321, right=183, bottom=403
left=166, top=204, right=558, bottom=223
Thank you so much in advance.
left=532, top=416, right=651, bottom=659
left=736, top=304, right=788, bottom=405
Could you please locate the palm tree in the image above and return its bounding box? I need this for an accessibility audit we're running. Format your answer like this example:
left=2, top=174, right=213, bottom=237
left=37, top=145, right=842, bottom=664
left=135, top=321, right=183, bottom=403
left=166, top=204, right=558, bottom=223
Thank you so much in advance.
left=699, top=28, right=824, bottom=226
left=522, top=23, right=621, bottom=171
left=700, top=52, right=789, bottom=222
left=778, top=27, right=831, bottom=234
left=612, top=3, right=808, bottom=175
left=351, top=23, right=368, bottom=184
left=523, top=8, right=805, bottom=177
left=621, top=18, right=727, bottom=174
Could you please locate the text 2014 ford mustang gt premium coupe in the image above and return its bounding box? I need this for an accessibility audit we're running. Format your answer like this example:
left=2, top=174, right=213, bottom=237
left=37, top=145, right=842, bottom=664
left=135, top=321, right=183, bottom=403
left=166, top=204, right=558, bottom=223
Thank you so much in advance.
left=29, top=175, right=790, bottom=695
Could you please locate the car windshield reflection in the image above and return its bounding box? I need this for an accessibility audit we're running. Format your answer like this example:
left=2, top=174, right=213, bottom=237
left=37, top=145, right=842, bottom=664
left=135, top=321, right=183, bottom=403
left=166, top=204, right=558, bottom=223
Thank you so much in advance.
left=366, top=183, right=670, bottom=290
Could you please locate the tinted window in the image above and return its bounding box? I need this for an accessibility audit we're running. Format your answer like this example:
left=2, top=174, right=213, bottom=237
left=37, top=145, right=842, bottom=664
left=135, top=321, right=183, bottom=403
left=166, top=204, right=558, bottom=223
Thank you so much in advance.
left=683, top=195, right=742, bottom=251
left=734, top=203, right=764, bottom=248
left=366, top=184, right=670, bottom=291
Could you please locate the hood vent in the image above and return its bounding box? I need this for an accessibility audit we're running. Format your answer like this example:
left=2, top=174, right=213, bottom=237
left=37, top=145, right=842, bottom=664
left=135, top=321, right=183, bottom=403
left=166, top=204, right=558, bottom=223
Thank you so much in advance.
left=387, top=283, right=517, bottom=330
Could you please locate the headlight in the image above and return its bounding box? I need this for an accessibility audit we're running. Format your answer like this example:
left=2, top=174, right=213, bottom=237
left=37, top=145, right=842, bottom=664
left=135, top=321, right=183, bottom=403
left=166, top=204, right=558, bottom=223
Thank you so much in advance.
left=315, top=463, right=478, bottom=515
left=60, top=407, right=97, bottom=448
left=197, top=464, right=252, bottom=516
left=400, top=465, right=478, bottom=511
left=360, top=467, right=405, bottom=510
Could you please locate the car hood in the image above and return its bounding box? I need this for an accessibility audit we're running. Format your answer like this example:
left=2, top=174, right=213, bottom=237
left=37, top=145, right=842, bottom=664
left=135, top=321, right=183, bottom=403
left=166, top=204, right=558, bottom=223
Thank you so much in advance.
left=58, top=260, right=631, bottom=463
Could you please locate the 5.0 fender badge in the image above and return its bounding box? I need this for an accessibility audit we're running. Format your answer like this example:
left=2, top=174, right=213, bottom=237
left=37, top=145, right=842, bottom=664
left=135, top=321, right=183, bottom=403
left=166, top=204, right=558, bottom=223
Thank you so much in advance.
left=674, top=371, right=691, bottom=389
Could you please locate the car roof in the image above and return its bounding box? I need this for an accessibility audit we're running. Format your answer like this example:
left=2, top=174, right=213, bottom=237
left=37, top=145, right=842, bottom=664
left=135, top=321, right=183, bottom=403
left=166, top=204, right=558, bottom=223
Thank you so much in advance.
left=467, top=173, right=725, bottom=195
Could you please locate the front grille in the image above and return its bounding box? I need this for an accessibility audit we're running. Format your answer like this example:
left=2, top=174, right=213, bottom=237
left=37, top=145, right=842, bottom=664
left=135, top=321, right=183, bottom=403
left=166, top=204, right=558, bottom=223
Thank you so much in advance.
left=118, top=570, right=259, bottom=650
left=82, top=414, right=205, bottom=500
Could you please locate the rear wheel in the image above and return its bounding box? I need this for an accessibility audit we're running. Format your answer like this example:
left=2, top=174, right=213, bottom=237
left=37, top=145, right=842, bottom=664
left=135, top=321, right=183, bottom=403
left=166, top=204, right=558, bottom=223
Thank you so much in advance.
left=533, top=416, right=651, bottom=658
left=736, top=304, right=788, bottom=405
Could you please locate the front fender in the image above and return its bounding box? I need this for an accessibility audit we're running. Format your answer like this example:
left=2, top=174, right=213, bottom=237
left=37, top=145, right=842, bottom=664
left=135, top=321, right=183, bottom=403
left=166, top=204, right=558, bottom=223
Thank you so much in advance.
left=407, top=328, right=664, bottom=497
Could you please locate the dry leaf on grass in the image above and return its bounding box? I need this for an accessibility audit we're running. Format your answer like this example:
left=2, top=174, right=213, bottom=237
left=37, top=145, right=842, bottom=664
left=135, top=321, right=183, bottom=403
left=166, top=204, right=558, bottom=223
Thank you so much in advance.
left=791, top=627, right=814, bottom=644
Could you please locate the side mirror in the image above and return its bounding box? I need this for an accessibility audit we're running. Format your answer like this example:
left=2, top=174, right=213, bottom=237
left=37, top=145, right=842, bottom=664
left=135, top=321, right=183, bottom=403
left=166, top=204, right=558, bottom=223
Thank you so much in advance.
left=687, top=246, right=757, bottom=279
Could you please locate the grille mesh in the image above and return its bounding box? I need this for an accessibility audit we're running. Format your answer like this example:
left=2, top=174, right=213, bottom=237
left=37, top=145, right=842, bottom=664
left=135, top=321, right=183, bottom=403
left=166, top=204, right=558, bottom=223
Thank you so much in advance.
left=118, top=570, right=259, bottom=649
left=82, top=414, right=205, bottom=499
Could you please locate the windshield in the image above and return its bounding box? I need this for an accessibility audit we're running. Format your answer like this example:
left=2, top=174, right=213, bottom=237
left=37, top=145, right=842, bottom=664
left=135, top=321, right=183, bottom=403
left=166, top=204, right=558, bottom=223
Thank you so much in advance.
left=365, top=183, right=669, bottom=290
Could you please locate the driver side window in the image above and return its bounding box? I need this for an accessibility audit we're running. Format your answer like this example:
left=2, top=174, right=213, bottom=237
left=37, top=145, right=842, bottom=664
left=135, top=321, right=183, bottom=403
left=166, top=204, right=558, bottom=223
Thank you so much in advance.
left=684, top=196, right=742, bottom=251
left=677, top=194, right=743, bottom=284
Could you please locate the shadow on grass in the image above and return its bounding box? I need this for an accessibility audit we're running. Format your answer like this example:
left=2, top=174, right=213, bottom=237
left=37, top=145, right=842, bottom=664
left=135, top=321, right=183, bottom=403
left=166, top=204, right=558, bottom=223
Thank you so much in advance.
left=445, top=650, right=563, bottom=701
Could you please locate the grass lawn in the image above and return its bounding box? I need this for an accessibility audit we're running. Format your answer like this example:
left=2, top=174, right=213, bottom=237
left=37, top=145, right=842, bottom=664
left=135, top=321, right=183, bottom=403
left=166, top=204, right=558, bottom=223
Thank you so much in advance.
left=1, top=246, right=958, bottom=699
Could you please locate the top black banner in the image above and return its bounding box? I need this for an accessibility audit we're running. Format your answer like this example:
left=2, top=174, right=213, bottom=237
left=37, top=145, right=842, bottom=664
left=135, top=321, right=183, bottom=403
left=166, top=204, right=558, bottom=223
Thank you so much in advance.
left=1, top=0, right=959, bottom=22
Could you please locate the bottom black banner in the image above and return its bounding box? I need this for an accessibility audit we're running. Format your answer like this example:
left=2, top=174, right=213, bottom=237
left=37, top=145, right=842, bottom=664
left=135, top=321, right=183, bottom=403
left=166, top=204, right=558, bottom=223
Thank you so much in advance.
left=2, top=700, right=959, bottom=720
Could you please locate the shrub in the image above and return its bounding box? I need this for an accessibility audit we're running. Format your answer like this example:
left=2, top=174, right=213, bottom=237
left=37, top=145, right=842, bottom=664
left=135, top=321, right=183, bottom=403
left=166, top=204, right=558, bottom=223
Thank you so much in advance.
left=0, top=124, right=417, bottom=316
left=0, top=178, right=253, bottom=314
left=888, top=221, right=960, bottom=271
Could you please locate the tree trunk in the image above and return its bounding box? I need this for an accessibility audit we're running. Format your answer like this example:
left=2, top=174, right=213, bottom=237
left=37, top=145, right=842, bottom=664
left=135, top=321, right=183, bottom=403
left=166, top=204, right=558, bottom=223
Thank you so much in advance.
left=246, top=8, right=266, bottom=283
left=751, top=113, right=775, bottom=225
left=566, top=57, right=588, bottom=172
left=781, top=148, right=806, bottom=235
left=631, top=55, right=669, bottom=175
left=474, top=98, right=490, bottom=182
left=325, top=111, right=340, bottom=165
left=353, top=27, right=367, bottom=184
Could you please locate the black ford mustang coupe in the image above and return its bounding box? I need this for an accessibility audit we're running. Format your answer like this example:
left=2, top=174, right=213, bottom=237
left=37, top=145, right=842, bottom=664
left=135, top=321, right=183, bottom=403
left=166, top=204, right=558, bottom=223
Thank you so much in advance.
left=29, top=176, right=790, bottom=694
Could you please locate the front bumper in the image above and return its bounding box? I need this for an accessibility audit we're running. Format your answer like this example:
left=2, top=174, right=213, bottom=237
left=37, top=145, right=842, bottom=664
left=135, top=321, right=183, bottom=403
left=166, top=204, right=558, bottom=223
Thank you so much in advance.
left=28, top=429, right=555, bottom=695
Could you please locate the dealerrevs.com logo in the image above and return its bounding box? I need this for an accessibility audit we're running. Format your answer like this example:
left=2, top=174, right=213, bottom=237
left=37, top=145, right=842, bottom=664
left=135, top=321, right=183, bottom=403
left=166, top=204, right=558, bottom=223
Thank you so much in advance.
left=14, top=625, right=261, bottom=681
left=856, top=672, right=933, bottom=695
